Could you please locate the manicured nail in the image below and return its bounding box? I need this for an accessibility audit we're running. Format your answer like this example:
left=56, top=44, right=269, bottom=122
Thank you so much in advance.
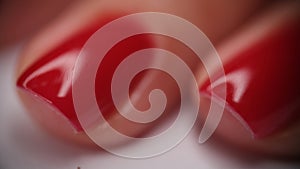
left=200, top=14, right=300, bottom=138
left=16, top=14, right=156, bottom=133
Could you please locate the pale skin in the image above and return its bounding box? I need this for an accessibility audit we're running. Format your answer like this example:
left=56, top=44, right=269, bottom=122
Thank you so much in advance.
left=2, top=0, right=299, bottom=156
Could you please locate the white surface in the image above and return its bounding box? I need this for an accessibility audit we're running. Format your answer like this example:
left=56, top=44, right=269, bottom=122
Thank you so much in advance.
left=0, top=43, right=299, bottom=169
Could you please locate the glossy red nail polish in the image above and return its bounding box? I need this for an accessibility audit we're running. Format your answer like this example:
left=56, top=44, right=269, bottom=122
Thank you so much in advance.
left=200, top=18, right=300, bottom=138
left=16, top=15, right=158, bottom=133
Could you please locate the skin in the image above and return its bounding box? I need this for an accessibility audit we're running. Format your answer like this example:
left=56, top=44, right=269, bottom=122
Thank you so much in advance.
left=12, top=0, right=299, bottom=156
left=197, top=0, right=300, bottom=157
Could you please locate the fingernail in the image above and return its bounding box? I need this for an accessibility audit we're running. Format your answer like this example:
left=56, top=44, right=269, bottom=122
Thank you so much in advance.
left=200, top=12, right=300, bottom=138
left=16, top=14, right=156, bottom=132
left=16, top=20, right=98, bottom=131
left=16, top=14, right=168, bottom=141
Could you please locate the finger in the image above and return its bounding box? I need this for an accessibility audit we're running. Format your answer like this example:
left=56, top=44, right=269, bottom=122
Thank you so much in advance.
left=199, top=0, right=300, bottom=157
left=15, top=0, right=268, bottom=146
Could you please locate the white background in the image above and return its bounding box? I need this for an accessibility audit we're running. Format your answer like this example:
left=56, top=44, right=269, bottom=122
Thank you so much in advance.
left=0, top=43, right=299, bottom=169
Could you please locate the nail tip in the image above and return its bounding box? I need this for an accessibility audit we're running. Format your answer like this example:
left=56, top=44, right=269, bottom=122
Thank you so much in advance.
left=16, top=65, right=83, bottom=133
left=200, top=90, right=256, bottom=139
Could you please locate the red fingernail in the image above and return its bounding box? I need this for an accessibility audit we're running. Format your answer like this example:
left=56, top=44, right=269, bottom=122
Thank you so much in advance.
left=16, top=25, right=89, bottom=131
left=200, top=18, right=300, bottom=138
left=16, top=14, right=155, bottom=132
